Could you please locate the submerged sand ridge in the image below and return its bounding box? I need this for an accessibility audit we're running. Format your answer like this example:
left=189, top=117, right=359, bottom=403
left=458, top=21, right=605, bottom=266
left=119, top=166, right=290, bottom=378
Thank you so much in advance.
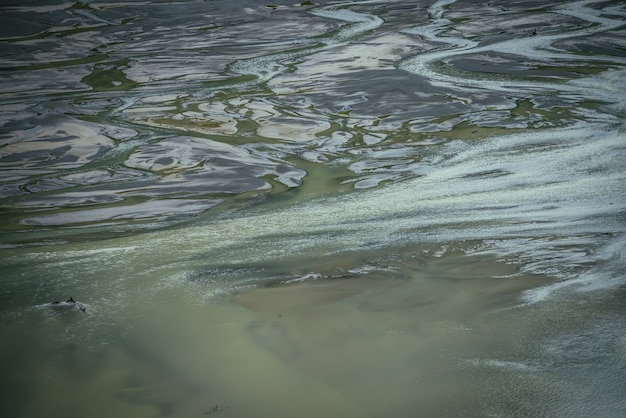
left=234, top=251, right=550, bottom=416
left=233, top=253, right=626, bottom=417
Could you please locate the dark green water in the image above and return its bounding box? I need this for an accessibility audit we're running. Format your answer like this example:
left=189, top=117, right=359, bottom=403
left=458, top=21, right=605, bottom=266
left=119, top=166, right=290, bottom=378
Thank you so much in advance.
left=1, top=0, right=625, bottom=416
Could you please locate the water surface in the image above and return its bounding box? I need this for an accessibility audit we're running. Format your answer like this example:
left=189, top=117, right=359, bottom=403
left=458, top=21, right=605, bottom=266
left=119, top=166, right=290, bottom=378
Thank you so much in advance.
left=1, top=0, right=625, bottom=416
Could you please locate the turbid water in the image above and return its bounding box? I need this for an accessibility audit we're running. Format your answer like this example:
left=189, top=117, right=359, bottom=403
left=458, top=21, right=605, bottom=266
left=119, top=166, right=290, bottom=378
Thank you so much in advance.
left=1, top=0, right=625, bottom=417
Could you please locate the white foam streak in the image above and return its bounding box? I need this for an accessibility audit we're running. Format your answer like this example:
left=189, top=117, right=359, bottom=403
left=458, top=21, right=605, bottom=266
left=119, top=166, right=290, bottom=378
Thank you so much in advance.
left=231, top=6, right=383, bottom=82
left=131, top=124, right=626, bottom=301
left=400, top=0, right=626, bottom=96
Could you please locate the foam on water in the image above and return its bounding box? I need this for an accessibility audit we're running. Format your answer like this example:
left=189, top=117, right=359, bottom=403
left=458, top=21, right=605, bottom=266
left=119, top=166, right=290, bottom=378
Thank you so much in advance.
left=309, top=8, right=384, bottom=40
left=399, top=0, right=626, bottom=97
left=231, top=4, right=384, bottom=83
left=102, top=121, right=622, bottom=301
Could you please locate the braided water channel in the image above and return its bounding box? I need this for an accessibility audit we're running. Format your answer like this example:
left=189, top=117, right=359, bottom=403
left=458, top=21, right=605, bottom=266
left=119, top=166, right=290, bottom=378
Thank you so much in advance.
left=1, top=0, right=625, bottom=416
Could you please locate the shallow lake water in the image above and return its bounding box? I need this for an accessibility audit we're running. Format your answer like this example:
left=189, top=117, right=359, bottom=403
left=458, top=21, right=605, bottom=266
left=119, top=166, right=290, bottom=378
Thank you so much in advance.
left=1, top=0, right=625, bottom=417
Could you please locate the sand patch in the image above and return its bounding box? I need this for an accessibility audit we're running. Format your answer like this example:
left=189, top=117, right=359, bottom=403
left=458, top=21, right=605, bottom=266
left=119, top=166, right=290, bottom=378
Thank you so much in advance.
left=234, top=252, right=549, bottom=416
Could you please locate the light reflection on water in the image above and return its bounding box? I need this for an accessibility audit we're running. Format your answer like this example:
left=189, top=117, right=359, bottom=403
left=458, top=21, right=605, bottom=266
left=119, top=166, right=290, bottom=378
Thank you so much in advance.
left=1, top=0, right=625, bottom=416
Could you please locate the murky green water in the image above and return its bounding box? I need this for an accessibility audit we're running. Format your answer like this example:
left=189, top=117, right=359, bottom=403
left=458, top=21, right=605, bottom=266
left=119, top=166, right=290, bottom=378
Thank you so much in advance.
left=1, top=0, right=625, bottom=416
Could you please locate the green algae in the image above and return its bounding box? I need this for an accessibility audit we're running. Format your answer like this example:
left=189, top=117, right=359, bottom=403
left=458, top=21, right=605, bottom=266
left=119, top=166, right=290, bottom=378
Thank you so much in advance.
left=81, top=60, right=138, bottom=91
left=0, top=53, right=108, bottom=72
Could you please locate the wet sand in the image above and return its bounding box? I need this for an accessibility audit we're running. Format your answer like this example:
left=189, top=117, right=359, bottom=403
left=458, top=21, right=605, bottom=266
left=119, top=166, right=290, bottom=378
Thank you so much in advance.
left=233, top=251, right=552, bottom=417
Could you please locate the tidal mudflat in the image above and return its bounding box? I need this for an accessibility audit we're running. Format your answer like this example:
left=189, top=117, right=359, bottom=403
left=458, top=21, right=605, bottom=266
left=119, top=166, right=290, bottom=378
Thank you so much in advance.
left=1, top=0, right=625, bottom=416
